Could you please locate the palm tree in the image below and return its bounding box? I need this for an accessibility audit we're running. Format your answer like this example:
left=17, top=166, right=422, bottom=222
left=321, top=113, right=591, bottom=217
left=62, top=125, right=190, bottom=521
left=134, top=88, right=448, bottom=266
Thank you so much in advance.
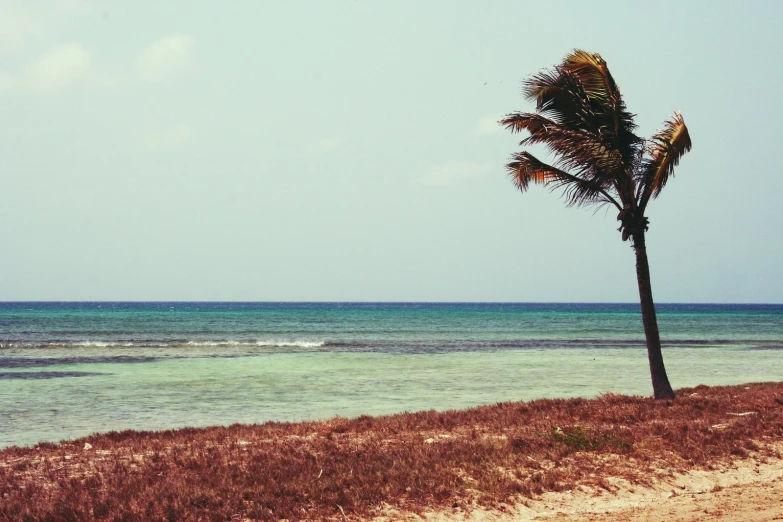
left=501, top=50, right=692, bottom=399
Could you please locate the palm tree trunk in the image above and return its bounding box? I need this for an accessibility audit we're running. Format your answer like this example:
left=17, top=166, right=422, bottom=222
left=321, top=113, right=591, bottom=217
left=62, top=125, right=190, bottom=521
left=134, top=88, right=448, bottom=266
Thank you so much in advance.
left=632, top=231, right=675, bottom=399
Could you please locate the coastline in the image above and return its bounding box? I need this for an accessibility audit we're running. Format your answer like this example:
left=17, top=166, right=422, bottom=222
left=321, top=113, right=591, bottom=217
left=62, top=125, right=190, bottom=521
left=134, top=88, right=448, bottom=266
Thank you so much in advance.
left=2, top=381, right=782, bottom=520
left=4, top=302, right=783, bottom=449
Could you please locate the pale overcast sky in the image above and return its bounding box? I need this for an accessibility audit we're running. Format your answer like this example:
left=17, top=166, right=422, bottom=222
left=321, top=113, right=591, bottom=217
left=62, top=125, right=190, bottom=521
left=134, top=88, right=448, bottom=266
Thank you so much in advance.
left=1, top=1, right=781, bottom=302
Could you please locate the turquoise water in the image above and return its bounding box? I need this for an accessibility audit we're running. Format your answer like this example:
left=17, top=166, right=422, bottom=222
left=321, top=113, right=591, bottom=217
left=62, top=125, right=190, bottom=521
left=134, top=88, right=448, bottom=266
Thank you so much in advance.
left=1, top=302, right=782, bottom=448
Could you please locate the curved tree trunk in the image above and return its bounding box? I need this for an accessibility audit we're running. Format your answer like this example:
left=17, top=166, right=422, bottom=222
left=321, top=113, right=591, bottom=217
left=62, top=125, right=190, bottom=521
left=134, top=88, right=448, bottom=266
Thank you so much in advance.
left=632, top=231, right=675, bottom=399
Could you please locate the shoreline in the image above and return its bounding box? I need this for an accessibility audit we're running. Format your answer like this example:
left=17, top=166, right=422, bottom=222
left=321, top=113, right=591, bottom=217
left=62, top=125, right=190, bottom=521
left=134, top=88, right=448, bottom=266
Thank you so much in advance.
left=2, top=381, right=782, bottom=520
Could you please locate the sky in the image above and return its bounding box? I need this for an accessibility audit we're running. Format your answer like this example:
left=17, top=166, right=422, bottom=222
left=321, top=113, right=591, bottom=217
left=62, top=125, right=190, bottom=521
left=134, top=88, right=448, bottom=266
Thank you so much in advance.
left=1, top=0, right=782, bottom=302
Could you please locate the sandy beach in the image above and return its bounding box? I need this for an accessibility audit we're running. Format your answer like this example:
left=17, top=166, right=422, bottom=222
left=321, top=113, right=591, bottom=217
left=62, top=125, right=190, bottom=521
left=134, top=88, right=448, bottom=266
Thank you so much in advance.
left=402, top=447, right=783, bottom=521
left=2, top=381, right=782, bottom=521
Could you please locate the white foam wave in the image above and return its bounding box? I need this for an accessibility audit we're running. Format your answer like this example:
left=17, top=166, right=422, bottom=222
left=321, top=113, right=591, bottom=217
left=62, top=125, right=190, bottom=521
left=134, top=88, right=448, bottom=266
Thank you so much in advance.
left=184, top=340, right=325, bottom=348
left=255, top=341, right=325, bottom=348
left=72, top=342, right=135, bottom=347
left=2, top=340, right=324, bottom=349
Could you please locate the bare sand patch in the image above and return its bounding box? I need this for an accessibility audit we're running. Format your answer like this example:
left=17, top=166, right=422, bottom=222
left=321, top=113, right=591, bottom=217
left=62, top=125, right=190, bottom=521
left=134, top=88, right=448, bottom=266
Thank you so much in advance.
left=386, top=445, right=783, bottom=522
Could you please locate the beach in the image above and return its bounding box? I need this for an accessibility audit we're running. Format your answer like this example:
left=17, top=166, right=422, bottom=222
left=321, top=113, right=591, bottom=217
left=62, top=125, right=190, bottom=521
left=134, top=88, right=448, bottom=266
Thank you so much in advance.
left=411, top=453, right=783, bottom=521
left=1, top=382, right=781, bottom=520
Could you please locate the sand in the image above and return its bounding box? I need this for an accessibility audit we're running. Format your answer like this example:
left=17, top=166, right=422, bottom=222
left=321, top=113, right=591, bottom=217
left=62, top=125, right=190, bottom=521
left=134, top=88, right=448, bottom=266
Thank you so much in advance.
left=380, top=445, right=783, bottom=522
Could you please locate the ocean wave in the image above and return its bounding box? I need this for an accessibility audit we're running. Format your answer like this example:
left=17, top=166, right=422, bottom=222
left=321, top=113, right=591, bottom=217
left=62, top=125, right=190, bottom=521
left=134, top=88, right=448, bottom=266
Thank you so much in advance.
left=1, top=338, right=780, bottom=352
left=0, top=339, right=327, bottom=349
left=0, top=341, right=142, bottom=348
left=254, top=341, right=325, bottom=348
left=72, top=341, right=136, bottom=347
left=184, top=340, right=325, bottom=348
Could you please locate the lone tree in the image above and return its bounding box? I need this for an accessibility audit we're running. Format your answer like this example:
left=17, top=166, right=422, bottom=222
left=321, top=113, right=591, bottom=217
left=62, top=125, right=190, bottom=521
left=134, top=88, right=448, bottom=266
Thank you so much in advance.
left=501, top=50, right=692, bottom=399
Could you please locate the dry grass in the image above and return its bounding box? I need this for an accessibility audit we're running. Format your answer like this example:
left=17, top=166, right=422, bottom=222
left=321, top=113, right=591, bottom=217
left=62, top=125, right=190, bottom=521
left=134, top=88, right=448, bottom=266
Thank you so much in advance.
left=1, top=382, right=782, bottom=521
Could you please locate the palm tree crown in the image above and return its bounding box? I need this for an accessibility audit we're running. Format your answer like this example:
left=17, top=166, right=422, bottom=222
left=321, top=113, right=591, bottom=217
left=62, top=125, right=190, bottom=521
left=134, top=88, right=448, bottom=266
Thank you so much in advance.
left=501, top=50, right=692, bottom=241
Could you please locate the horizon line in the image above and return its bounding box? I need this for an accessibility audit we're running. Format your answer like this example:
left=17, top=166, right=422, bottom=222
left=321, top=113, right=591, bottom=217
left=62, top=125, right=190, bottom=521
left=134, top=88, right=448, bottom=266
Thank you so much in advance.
left=1, top=300, right=781, bottom=306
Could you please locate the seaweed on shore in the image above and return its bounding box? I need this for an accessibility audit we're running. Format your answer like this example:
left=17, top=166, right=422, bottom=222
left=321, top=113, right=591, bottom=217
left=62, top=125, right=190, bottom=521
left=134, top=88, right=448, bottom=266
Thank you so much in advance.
left=1, top=382, right=782, bottom=521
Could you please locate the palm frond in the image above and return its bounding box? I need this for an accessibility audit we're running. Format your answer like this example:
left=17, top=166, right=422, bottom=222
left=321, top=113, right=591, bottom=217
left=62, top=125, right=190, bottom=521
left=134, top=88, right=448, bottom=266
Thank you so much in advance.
left=637, top=112, right=692, bottom=211
left=561, top=50, right=619, bottom=110
left=522, top=69, right=599, bottom=134
left=560, top=50, right=642, bottom=164
left=506, top=151, right=621, bottom=210
left=500, top=112, right=624, bottom=187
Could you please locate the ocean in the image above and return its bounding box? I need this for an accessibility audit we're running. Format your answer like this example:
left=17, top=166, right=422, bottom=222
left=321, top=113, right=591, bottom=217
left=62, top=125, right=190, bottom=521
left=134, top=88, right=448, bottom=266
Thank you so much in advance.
left=1, top=302, right=781, bottom=448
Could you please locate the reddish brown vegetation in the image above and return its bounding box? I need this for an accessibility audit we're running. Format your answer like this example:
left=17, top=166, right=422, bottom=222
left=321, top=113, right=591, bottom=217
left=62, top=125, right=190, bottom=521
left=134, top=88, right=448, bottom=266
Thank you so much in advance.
left=1, top=382, right=782, bottom=521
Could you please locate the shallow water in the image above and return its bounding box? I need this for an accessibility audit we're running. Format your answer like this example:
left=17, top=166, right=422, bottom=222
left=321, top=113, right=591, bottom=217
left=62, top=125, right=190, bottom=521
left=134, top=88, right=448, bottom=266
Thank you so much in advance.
left=1, top=303, right=781, bottom=448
